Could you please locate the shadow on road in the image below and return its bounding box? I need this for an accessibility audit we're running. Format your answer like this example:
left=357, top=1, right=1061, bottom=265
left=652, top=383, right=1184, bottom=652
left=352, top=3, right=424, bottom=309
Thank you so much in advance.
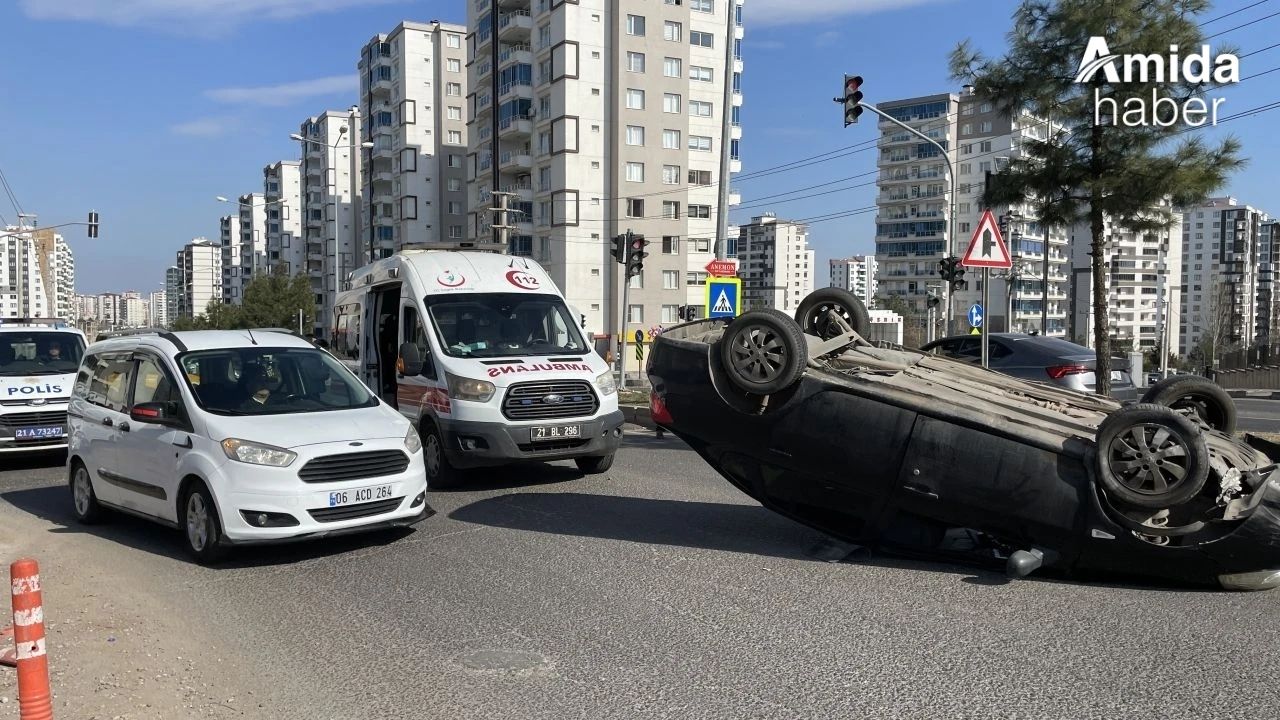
left=0, top=450, right=67, bottom=473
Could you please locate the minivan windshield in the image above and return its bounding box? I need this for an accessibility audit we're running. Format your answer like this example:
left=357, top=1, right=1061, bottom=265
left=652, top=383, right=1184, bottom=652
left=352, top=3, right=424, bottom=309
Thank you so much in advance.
left=426, top=293, right=588, bottom=358
left=0, top=331, right=85, bottom=376
left=178, top=347, right=378, bottom=416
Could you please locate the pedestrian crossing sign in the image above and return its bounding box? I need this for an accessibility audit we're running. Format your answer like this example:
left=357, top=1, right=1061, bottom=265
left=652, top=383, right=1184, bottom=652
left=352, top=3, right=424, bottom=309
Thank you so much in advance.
left=705, top=277, right=741, bottom=319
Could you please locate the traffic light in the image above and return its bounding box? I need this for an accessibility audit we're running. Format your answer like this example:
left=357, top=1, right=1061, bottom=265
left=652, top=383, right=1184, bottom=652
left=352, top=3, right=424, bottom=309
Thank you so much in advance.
left=951, top=267, right=966, bottom=292
left=625, top=234, right=648, bottom=278
left=938, top=255, right=966, bottom=290
left=610, top=234, right=627, bottom=265
left=927, top=295, right=941, bottom=309
left=87, top=211, right=99, bottom=239
left=842, top=75, right=864, bottom=126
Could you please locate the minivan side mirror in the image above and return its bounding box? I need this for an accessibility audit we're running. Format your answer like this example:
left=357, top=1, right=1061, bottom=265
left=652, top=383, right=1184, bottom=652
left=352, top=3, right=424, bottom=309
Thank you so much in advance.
left=130, top=401, right=179, bottom=426
left=399, top=343, right=427, bottom=377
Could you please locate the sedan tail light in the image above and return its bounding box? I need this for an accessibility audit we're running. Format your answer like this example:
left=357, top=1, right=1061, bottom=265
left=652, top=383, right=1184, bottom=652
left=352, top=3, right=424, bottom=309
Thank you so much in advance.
left=650, top=391, right=673, bottom=425
left=1046, top=364, right=1091, bottom=380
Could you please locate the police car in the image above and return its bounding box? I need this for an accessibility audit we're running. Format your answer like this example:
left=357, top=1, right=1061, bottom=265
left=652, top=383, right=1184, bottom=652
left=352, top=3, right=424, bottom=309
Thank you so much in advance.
left=0, top=318, right=86, bottom=453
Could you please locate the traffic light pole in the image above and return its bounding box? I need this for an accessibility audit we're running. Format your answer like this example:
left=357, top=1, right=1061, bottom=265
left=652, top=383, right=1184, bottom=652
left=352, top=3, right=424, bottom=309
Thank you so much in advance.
left=618, top=229, right=633, bottom=390
left=858, top=102, right=959, bottom=336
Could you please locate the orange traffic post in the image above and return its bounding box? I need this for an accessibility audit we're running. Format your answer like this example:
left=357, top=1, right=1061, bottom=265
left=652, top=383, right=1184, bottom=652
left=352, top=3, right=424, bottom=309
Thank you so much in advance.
left=10, top=558, right=53, bottom=720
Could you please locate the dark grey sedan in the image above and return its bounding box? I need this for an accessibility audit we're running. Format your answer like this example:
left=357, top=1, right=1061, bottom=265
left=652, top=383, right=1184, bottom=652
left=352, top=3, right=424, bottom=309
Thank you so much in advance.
left=920, top=333, right=1137, bottom=399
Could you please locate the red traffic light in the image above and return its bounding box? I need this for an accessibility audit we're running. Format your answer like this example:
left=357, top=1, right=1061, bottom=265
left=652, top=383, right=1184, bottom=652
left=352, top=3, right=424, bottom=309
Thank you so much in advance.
left=845, top=75, right=862, bottom=94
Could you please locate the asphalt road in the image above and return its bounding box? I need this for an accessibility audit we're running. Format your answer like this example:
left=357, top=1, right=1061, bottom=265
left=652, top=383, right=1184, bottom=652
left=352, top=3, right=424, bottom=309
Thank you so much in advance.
left=1235, top=397, right=1280, bottom=434
left=3, top=431, right=1280, bottom=720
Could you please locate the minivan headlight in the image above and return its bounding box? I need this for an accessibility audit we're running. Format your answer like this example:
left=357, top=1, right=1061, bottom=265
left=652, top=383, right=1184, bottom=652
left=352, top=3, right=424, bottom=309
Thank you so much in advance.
left=404, top=427, right=423, bottom=454
left=446, top=372, right=496, bottom=402
left=220, top=438, right=297, bottom=467
left=595, top=371, right=617, bottom=396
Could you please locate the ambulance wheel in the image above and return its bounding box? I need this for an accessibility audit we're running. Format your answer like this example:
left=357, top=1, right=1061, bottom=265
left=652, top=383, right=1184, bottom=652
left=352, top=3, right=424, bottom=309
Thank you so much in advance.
left=421, top=422, right=464, bottom=490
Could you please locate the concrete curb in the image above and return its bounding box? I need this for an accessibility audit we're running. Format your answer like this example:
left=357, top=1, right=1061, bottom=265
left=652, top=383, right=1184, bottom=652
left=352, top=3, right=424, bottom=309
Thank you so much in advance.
left=1225, top=389, right=1280, bottom=399
left=621, top=405, right=656, bottom=429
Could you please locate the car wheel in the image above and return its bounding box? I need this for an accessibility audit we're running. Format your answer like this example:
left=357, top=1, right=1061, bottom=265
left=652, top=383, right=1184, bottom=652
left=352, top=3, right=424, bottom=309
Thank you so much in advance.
left=181, top=481, right=226, bottom=565
left=719, top=309, right=807, bottom=396
left=1095, top=403, right=1210, bottom=510
left=575, top=453, right=615, bottom=474
left=69, top=462, right=104, bottom=524
left=1140, top=375, right=1237, bottom=433
left=794, top=287, right=871, bottom=340
left=421, top=422, right=463, bottom=489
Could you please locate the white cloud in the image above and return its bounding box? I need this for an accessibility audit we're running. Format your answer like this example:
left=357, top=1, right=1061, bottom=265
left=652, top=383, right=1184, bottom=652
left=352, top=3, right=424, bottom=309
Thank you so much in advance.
left=205, top=75, right=356, bottom=107
left=19, top=0, right=407, bottom=34
left=170, top=117, right=237, bottom=137
left=749, top=0, right=953, bottom=26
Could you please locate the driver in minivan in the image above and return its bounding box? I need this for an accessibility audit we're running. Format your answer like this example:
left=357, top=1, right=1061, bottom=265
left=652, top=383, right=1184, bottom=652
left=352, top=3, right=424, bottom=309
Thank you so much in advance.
left=238, top=365, right=273, bottom=409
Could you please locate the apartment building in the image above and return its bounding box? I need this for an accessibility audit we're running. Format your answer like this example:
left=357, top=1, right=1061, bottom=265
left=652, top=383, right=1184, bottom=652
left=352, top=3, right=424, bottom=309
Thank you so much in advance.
left=737, top=214, right=813, bottom=313
left=174, top=238, right=223, bottom=320
left=149, top=289, right=168, bottom=329
left=829, top=255, right=877, bottom=309
left=219, top=214, right=241, bottom=304
left=230, top=193, right=266, bottom=303
left=358, top=20, right=469, bottom=262
left=164, top=266, right=183, bottom=324
left=0, top=226, right=75, bottom=320
left=873, top=90, right=1069, bottom=336
left=264, top=160, right=303, bottom=275
left=467, top=0, right=745, bottom=353
left=298, top=108, right=362, bottom=338
left=1069, top=209, right=1183, bottom=353
left=1179, top=197, right=1270, bottom=357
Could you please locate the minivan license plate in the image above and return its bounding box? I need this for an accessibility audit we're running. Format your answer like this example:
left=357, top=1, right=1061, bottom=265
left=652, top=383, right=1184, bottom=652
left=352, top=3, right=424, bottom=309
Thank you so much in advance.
left=15, top=426, right=64, bottom=440
left=328, top=484, right=394, bottom=507
left=531, top=424, right=581, bottom=442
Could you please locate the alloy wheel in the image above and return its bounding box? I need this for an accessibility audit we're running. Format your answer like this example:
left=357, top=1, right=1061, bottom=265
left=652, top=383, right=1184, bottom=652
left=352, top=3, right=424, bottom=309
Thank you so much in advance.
left=1106, top=423, right=1192, bottom=497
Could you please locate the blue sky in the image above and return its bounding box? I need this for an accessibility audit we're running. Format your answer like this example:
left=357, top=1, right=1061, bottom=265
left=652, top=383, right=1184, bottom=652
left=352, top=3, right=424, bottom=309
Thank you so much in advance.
left=2, top=0, right=1279, bottom=294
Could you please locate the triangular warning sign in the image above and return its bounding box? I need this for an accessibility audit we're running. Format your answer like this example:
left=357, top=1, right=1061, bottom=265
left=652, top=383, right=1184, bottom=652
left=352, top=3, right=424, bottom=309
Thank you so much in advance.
left=960, top=209, right=1012, bottom=269
left=712, top=289, right=733, bottom=314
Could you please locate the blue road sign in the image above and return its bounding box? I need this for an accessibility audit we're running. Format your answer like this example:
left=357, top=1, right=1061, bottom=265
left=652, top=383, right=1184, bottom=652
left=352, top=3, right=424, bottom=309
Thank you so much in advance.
left=967, top=303, right=984, bottom=328
left=706, top=277, right=742, bottom=319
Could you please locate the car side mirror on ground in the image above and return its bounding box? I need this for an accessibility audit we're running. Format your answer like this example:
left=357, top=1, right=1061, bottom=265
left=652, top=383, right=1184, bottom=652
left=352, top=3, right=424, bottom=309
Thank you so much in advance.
left=130, top=401, right=180, bottom=426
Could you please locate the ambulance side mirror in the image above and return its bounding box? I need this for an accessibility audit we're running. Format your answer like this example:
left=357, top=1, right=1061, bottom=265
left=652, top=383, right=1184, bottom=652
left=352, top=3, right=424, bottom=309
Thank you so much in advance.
left=399, top=343, right=425, bottom=377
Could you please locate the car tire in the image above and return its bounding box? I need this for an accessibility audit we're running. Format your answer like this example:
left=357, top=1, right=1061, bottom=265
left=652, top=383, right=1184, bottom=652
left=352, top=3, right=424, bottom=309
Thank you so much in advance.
left=1095, top=403, right=1210, bottom=510
left=1140, top=375, right=1237, bottom=433
left=69, top=462, right=105, bottom=525
left=794, top=287, right=872, bottom=340
left=180, top=480, right=226, bottom=565
left=719, top=309, right=807, bottom=396
left=421, top=422, right=463, bottom=490
left=575, top=453, right=615, bottom=474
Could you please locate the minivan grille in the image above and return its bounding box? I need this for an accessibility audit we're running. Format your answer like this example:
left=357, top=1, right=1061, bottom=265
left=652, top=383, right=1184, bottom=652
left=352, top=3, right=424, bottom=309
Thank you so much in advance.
left=298, top=450, right=410, bottom=483
left=0, top=411, right=68, bottom=430
left=501, top=381, right=598, bottom=421
left=308, top=497, right=403, bottom=523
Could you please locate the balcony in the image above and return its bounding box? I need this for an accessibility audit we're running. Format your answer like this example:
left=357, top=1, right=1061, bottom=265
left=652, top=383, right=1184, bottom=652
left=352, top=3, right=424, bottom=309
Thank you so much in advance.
left=370, top=144, right=394, bottom=160
left=372, top=192, right=394, bottom=206
left=370, top=78, right=393, bottom=96
left=499, top=150, right=533, bottom=169
left=305, top=145, right=324, bottom=160
left=729, top=190, right=741, bottom=205
left=498, top=115, right=534, bottom=137
left=306, top=214, right=324, bottom=229
left=497, top=10, right=533, bottom=40
left=498, top=81, right=534, bottom=101
left=371, top=170, right=393, bottom=185
left=498, top=43, right=533, bottom=68
left=501, top=181, right=534, bottom=202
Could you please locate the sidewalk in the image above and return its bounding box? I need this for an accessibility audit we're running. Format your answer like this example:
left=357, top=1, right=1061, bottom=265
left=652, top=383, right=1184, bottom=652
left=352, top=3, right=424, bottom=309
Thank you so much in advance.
left=1224, top=389, right=1280, bottom=399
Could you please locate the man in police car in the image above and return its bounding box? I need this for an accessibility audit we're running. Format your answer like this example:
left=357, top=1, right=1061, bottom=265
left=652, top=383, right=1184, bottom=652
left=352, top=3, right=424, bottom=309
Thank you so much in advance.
left=38, top=340, right=65, bottom=364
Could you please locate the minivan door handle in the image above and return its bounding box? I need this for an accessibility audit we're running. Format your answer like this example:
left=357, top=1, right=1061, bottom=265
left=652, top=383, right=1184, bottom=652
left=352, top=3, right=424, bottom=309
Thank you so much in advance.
left=102, top=417, right=114, bottom=427
left=118, top=422, right=130, bottom=433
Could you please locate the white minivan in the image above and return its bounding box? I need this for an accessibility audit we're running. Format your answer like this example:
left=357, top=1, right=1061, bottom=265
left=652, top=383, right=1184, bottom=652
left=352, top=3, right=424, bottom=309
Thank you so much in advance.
left=67, top=329, right=432, bottom=563
left=0, top=319, right=86, bottom=454
left=333, top=251, right=623, bottom=487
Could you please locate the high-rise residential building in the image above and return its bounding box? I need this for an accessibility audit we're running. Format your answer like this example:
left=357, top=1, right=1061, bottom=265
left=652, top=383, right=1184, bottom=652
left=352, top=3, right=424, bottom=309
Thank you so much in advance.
left=264, top=160, right=303, bottom=275
left=829, top=255, right=878, bottom=308
left=219, top=214, right=241, bottom=304
left=298, top=108, right=362, bottom=338
left=873, top=90, right=1069, bottom=336
left=0, top=225, right=75, bottom=320
left=467, top=0, right=745, bottom=349
left=1068, top=208, right=1182, bottom=354
left=737, top=214, right=813, bottom=313
left=174, top=238, right=223, bottom=319
left=233, top=193, right=266, bottom=302
left=358, top=21, right=469, bottom=262
left=1257, top=220, right=1280, bottom=347
left=1179, top=197, right=1270, bottom=358
left=164, top=267, right=182, bottom=324
left=148, top=290, right=168, bottom=329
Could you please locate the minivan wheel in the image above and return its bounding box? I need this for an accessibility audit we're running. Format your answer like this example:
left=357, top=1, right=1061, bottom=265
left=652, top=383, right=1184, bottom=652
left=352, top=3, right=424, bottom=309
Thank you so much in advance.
left=422, top=423, right=463, bottom=490
left=69, top=463, right=104, bottom=524
left=181, top=481, right=225, bottom=565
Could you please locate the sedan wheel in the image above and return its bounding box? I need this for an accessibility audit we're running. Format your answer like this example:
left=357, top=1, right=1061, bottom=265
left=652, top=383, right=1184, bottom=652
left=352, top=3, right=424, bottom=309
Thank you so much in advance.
left=1095, top=403, right=1209, bottom=510
left=718, top=309, right=807, bottom=396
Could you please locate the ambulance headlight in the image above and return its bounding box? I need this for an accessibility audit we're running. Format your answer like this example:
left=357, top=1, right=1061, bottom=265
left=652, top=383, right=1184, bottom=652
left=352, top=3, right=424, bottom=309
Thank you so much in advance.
left=595, top=372, right=617, bottom=396
left=446, top=372, right=496, bottom=402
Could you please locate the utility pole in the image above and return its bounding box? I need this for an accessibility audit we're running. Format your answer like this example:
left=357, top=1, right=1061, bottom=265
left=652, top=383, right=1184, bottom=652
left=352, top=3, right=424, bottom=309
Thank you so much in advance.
left=490, top=191, right=516, bottom=253
left=14, top=213, right=36, bottom=319
left=618, top=230, right=634, bottom=389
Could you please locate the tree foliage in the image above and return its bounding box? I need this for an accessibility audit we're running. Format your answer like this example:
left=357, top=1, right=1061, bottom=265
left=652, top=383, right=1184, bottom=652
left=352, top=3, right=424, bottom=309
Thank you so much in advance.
left=950, top=0, right=1244, bottom=394
left=171, top=268, right=315, bottom=332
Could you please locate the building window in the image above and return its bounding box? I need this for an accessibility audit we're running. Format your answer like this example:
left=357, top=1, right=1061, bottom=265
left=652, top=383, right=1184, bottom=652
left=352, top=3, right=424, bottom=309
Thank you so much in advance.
left=448, top=225, right=463, bottom=238
left=663, top=93, right=682, bottom=113
left=626, top=14, right=646, bottom=36
left=626, top=125, right=645, bottom=146
left=664, top=57, right=682, bottom=78
left=446, top=82, right=462, bottom=96
left=662, top=236, right=680, bottom=254
left=627, top=51, right=646, bottom=73
left=689, top=204, right=711, bottom=218
left=690, top=65, right=713, bottom=82
left=662, top=165, right=681, bottom=184
left=448, top=178, right=463, bottom=191
left=661, top=305, right=680, bottom=323
left=689, top=100, right=713, bottom=117
left=447, top=130, right=462, bottom=144
left=690, top=31, right=714, bottom=47
left=447, top=58, right=461, bottom=72
left=692, top=238, right=711, bottom=253
left=688, top=135, right=712, bottom=151
left=664, top=21, right=682, bottom=41
left=448, top=201, right=463, bottom=214
left=626, top=88, right=645, bottom=109
left=625, top=162, right=645, bottom=182
left=628, top=304, right=643, bottom=323
left=662, top=129, right=681, bottom=149
left=961, top=123, right=972, bottom=135
left=447, top=106, right=462, bottom=120
left=980, top=121, right=993, bottom=132
left=691, top=0, right=714, bottom=11
left=979, top=140, right=992, bottom=152
left=688, top=170, right=712, bottom=185
left=446, top=34, right=461, bottom=48
left=626, top=199, right=644, bottom=217
left=662, top=201, right=680, bottom=219
left=686, top=271, right=708, bottom=285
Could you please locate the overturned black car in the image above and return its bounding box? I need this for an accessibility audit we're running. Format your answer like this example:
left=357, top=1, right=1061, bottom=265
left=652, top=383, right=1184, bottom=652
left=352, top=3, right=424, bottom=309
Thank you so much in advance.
left=647, top=288, right=1280, bottom=590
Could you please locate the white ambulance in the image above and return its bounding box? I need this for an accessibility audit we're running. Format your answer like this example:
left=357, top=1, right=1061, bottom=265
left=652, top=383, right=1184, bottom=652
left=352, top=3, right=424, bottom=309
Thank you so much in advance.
left=332, top=251, right=623, bottom=487
left=0, top=318, right=87, bottom=454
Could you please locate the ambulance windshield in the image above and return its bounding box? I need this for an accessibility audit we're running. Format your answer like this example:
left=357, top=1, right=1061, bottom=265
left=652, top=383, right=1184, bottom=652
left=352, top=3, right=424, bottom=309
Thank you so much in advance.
left=426, top=293, right=589, bottom=358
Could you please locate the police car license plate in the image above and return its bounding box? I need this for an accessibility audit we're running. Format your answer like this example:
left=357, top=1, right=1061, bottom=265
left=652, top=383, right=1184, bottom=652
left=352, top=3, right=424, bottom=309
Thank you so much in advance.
left=15, top=426, right=64, bottom=440
left=531, top=424, right=581, bottom=442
